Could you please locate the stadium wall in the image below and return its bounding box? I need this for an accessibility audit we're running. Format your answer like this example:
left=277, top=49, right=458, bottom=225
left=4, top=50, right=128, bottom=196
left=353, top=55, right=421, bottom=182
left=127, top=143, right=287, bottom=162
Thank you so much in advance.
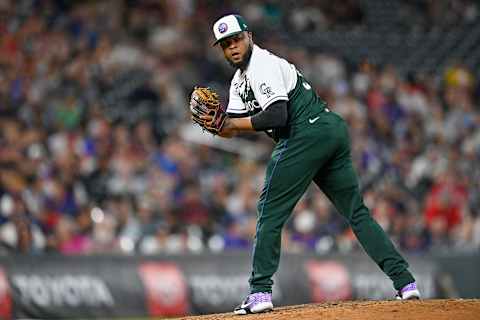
left=0, top=253, right=478, bottom=319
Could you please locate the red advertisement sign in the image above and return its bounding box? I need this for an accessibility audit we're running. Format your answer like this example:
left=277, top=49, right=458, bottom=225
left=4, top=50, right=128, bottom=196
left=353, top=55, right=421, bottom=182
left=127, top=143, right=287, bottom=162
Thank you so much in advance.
left=305, top=260, right=352, bottom=302
left=0, top=268, right=12, bottom=319
left=138, top=262, right=189, bottom=317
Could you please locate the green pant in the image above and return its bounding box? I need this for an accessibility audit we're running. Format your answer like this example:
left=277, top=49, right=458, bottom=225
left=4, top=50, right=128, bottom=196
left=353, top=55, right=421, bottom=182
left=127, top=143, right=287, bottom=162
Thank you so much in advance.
left=249, top=111, right=415, bottom=293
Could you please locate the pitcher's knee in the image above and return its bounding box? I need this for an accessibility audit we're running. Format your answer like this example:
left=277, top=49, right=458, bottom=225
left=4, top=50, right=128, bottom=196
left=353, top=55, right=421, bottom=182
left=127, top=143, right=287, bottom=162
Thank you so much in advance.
left=348, top=204, right=371, bottom=227
left=257, top=220, right=283, bottom=237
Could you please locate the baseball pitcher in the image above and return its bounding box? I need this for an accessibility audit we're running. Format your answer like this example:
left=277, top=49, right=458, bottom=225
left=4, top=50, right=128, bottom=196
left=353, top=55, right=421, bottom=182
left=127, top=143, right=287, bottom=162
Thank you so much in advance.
left=189, top=14, right=420, bottom=315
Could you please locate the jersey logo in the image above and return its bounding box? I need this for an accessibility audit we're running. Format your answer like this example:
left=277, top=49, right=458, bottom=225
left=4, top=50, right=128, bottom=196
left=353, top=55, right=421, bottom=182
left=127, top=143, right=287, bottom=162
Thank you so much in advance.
left=239, top=77, right=251, bottom=101
left=246, top=100, right=261, bottom=112
left=308, top=116, right=320, bottom=124
left=302, top=82, right=311, bottom=90
left=260, top=83, right=275, bottom=98
left=237, top=77, right=262, bottom=114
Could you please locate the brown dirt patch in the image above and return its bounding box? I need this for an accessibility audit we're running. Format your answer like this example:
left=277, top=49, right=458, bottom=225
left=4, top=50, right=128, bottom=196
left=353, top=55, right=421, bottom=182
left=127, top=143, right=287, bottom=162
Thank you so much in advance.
left=176, top=299, right=480, bottom=320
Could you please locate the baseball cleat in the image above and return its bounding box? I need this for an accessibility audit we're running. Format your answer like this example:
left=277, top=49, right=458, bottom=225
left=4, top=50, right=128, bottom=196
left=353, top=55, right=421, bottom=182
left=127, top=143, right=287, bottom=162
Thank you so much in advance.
left=234, top=292, right=273, bottom=315
left=396, top=282, right=421, bottom=300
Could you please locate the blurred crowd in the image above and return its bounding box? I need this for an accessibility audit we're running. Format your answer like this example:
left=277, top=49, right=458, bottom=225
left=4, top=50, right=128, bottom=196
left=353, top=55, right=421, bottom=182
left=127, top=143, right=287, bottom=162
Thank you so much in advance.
left=401, top=0, right=478, bottom=31
left=0, top=0, right=479, bottom=256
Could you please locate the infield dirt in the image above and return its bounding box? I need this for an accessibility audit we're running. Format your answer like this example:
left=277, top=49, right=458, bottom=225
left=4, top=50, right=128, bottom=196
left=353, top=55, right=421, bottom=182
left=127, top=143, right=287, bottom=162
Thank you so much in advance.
left=175, top=299, right=480, bottom=320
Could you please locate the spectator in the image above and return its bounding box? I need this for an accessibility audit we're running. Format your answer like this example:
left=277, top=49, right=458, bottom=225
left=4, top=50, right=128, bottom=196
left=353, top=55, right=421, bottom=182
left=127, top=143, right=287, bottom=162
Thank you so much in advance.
left=424, top=171, right=468, bottom=245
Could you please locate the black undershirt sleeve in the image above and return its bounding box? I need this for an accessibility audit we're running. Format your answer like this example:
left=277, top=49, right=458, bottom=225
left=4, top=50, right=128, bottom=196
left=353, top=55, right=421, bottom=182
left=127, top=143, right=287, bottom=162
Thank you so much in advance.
left=251, top=100, right=288, bottom=131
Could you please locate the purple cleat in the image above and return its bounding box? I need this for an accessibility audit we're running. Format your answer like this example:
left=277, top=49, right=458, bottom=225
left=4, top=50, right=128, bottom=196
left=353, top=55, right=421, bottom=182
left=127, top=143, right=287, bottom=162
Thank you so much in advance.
left=234, top=292, right=274, bottom=315
left=396, top=282, right=421, bottom=300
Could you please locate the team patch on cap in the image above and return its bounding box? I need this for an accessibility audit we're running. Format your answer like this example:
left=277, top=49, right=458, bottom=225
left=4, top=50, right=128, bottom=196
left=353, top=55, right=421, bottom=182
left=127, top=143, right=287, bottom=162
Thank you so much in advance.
left=218, top=22, right=228, bottom=34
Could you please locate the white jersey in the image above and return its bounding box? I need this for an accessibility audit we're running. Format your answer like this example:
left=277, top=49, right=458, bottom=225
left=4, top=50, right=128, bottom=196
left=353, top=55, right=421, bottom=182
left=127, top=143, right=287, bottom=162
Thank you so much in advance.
left=227, top=45, right=298, bottom=117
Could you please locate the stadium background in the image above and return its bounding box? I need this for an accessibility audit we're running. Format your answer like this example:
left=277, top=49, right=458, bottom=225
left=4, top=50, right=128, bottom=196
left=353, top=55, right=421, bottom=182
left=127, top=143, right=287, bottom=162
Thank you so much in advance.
left=0, top=0, right=479, bottom=318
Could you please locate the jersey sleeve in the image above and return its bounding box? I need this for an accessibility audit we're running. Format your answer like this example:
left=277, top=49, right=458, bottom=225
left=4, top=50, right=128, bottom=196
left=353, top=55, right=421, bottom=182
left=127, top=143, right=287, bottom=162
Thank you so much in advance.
left=250, top=55, right=289, bottom=110
left=226, top=79, right=246, bottom=116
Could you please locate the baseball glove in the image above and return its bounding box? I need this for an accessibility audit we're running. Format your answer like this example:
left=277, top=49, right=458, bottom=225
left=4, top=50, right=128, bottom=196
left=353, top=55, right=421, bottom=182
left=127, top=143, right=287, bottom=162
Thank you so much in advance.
left=189, top=86, right=227, bottom=135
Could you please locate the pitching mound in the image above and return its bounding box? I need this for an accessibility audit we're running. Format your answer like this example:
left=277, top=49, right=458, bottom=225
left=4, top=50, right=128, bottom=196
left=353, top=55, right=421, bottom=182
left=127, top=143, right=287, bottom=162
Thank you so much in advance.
left=178, top=299, right=480, bottom=320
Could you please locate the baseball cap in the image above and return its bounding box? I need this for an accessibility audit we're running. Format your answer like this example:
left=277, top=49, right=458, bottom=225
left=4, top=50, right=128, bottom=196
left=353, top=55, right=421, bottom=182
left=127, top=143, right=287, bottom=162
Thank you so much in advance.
left=212, top=14, right=249, bottom=46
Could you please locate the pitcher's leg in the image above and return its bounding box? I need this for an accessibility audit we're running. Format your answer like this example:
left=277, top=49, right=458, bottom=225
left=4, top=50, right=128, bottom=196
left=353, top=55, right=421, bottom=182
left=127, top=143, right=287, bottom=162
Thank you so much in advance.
left=249, top=139, right=329, bottom=293
left=318, top=176, right=415, bottom=290
left=314, top=123, right=415, bottom=290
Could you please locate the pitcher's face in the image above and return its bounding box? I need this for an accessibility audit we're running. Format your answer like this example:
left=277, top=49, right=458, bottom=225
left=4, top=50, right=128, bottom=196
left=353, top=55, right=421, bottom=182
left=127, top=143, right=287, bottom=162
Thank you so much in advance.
left=219, top=32, right=253, bottom=69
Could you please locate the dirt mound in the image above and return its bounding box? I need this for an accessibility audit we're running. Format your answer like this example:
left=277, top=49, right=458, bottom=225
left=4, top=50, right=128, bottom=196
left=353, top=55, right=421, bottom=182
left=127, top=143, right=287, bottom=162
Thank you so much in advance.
left=177, top=299, right=480, bottom=320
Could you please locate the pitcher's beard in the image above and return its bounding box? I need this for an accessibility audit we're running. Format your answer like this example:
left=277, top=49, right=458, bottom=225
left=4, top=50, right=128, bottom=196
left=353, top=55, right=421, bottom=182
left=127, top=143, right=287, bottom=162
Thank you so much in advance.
left=228, top=43, right=253, bottom=70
